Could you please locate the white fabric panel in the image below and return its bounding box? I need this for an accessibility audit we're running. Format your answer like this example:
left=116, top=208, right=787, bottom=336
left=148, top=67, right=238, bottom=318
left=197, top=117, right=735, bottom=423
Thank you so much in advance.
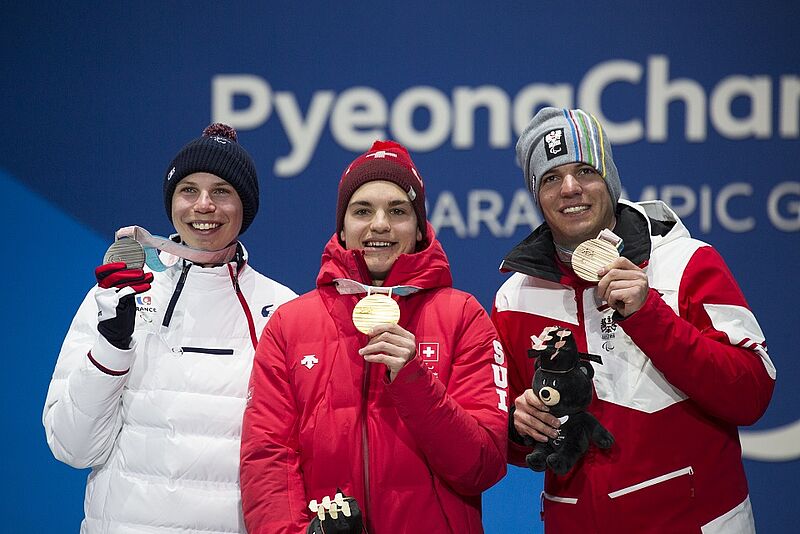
left=705, top=303, right=776, bottom=379
left=584, top=292, right=688, bottom=413
left=495, top=273, right=578, bottom=325
left=701, top=496, right=755, bottom=534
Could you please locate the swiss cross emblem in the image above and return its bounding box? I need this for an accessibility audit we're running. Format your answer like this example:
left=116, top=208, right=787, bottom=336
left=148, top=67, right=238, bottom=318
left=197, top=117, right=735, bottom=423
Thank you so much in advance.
left=419, top=342, right=440, bottom=378
left=366, top=150, right=398, bottom=159
left=419, top=342, right=439, bottom=362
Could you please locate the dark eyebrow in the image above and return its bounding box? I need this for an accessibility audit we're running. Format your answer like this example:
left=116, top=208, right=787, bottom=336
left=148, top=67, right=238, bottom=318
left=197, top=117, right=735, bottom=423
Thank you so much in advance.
left=178, top=180, right=233, bottom=188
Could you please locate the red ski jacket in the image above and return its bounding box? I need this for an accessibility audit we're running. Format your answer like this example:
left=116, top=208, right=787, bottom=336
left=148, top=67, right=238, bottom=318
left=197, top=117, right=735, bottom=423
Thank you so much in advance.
left=241, top=226, right=508, bottom=533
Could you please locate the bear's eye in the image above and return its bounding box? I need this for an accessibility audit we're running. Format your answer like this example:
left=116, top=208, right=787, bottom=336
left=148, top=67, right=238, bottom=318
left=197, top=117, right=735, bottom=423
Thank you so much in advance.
left=552, top=379, right=557, bottom=388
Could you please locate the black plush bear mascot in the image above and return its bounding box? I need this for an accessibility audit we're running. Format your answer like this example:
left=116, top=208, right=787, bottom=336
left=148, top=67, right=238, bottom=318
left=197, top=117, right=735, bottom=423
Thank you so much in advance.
left=515, top=326, right=614, bottom=476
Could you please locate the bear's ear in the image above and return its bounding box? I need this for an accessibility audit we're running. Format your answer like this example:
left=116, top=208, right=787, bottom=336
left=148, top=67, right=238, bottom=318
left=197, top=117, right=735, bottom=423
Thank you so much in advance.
left=579, top=361, right=595, bottom=379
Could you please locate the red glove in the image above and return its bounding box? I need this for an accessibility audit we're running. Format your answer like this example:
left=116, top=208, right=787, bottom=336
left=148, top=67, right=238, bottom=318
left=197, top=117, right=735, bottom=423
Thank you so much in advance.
left=94, top=262, right=154, bottom=349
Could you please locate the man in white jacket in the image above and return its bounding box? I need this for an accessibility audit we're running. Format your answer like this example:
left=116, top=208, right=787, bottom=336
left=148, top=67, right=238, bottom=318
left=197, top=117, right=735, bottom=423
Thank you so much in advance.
left=43, top=123, right=296, bottom=533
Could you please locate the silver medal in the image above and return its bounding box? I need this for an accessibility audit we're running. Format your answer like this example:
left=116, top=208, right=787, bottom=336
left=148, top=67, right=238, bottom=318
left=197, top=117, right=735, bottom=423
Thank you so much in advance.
left=103, top=237, right=145, bottom=269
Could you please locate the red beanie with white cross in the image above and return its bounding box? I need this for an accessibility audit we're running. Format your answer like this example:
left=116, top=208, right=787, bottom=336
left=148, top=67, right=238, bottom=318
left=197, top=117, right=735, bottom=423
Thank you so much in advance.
left=336, top=140, right=427, bottom=245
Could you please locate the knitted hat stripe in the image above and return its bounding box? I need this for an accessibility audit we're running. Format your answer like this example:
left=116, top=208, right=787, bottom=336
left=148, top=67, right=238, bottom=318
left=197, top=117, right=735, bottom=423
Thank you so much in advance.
left=564, top=109, right=584, bottom=163
left=581, top=111, right=600, bottom=171
left=575, top=110, right=596, bottom=169
left=590, top=113, right=608, bottom=179
left=567, top=108, right=608, bottom=178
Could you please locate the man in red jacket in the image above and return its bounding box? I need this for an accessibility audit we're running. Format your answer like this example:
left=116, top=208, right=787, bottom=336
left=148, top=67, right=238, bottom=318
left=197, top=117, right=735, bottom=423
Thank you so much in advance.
left=240, top=140, right=508, bottom=534
left=494, top=107, right=776, bottom=533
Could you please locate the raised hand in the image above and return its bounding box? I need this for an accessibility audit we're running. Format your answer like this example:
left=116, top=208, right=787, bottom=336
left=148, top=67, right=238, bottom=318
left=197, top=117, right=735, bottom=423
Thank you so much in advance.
left=596, top=256, right=649, bottom=317
left=94, top=262, right=153, bottom=349
left=359, top=323, right=417, bottom=382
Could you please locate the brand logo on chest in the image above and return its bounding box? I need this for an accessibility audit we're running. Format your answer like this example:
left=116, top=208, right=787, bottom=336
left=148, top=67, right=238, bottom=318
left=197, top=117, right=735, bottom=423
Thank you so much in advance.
left=135, top=295, right=159, bottom=322
left=419, top=342, right=440, bottom=377
left=301, top=354, right=319, bottom=369
left=599, top=312, right=618, bottom=351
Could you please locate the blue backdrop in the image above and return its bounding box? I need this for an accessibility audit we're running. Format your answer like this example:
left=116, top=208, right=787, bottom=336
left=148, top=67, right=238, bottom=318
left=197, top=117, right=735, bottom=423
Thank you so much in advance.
left=2, top=1, right=798, bottom=532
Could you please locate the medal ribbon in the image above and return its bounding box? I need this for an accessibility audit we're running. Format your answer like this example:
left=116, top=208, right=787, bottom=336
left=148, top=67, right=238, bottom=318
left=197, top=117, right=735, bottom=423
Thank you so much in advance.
left=597, top=228, right=624, bottom=252
left=114, top=225, right=239, bottom=272
left=333, top=278, right=421, bottom=297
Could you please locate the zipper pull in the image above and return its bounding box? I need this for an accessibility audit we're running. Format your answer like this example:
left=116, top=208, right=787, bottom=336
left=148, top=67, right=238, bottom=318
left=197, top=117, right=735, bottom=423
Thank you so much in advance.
left=539, top=491, right=545, bottom=521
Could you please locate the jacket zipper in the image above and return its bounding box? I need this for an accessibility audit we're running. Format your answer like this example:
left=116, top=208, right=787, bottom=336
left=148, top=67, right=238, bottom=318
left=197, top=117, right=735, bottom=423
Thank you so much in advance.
left=540, top=491, right=579, bottom=521
left=179, top=347, right=234, bottom=355
left=361, top=358, right=371, bottom=522
left=608, top=466, right=695, bottom=499
left=353, top=249, right=374, bottom=523
left=162, top=262, right=191, bottom=328
left=227, top=263, right=258, bottom=350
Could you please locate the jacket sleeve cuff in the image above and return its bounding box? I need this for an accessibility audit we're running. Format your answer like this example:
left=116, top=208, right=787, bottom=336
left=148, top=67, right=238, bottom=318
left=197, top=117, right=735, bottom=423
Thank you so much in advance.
left=388, top=355, right=431, bottom=387
left=612, top=288, right=662, bottom=323
left=88, top=334, right=134, bottom=375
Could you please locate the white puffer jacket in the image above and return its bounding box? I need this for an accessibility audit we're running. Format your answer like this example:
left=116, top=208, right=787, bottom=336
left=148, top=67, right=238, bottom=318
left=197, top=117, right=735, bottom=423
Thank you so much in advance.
left=43, top=247, right=296, bottom=533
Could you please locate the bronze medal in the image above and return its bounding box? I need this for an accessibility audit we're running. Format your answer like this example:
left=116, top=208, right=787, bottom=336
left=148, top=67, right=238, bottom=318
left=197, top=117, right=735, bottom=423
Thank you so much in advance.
left=103, top=237, right=145, bottom=269
left=572, top=238, right=620, bottom=282
left=352, top=294, right=400, bottom=334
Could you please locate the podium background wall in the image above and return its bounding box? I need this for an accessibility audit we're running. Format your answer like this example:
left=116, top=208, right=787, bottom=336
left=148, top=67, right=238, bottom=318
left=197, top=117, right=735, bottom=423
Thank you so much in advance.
left=2, top=2, right=798, bottom=531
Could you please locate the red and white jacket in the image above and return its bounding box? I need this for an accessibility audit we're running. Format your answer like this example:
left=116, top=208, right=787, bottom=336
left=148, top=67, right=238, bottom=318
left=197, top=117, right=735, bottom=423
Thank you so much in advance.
left=241, top=226, right=508, bottom=534
left=493, top=200, right=775, bottom=534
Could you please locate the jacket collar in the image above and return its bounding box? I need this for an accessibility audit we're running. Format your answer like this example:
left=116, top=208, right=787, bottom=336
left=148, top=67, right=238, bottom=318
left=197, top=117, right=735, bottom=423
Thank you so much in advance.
left=159, top=240, right=249, bottom=287
left=499, top=199, right=675, bottom=283
left=316, top=222, right=453, bottom=291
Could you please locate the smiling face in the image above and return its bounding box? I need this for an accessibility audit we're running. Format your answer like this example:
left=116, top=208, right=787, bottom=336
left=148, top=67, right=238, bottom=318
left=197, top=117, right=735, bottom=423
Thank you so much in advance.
left=340, top=180, right=422, bottom=285
left=170, top=172, right=243, bottom=252
left=537, top=162, right=616, bottom=250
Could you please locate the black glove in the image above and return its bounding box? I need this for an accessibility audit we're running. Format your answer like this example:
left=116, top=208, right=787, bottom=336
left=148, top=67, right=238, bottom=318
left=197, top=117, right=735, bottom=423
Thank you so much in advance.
left=94, top=262, right=153, bottom=349
left=306, top=490, right=363, bottom=534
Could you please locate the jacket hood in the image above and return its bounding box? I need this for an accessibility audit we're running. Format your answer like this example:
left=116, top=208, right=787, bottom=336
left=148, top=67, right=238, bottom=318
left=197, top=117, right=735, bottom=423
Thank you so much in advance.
left=499, top=199, right=682, bottom=282
left=316, top=222, right=452, bottom=290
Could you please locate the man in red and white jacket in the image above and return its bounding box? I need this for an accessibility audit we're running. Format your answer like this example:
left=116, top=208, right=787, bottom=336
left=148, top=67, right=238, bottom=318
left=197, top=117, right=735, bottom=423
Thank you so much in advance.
left=493, top=107, right=776, bottom=533
left=240, top=140, right=508, bottom=534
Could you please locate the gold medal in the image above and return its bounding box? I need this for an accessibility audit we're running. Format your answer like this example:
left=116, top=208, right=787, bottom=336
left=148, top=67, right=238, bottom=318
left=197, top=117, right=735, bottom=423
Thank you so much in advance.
left=352, top=294, right=400, bottom=334
left=103, top=237, right=145, bottom=269
left=572, top=238, right=620, bottom=282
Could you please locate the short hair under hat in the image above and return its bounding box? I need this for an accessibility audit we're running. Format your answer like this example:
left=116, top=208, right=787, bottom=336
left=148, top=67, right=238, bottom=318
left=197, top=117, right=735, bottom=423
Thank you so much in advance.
left=516, top=107, right=621, bottom=210
left=164, top=123, right=259, bottom=235
left=336, top=140, right=427, bottom=247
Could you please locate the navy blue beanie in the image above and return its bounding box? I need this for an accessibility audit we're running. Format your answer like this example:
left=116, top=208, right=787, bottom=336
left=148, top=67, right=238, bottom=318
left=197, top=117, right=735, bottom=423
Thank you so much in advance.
left=163, top=123, right=259, bottom=235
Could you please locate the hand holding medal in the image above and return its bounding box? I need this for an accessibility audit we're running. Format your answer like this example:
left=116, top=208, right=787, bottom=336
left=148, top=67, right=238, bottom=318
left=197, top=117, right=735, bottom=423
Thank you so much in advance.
left=95, top=235, right=153, bottom=350
left=346, top=284, right=416, bottom=382
left=577, top=229, right=650, bottom=317
left=571, top=229, right=623, bottom=282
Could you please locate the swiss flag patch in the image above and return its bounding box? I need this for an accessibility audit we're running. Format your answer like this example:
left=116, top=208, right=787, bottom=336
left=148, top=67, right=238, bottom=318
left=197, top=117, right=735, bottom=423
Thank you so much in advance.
left=419, top=342, right=439, bottom=362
